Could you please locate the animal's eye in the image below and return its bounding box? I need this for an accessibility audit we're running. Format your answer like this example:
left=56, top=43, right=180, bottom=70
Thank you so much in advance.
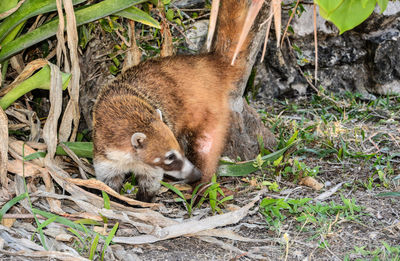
left=166, top=153, right=176, bottom=161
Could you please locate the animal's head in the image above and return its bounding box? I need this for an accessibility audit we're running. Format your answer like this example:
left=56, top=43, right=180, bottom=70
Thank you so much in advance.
left=131, top=109, right=201, bottom=183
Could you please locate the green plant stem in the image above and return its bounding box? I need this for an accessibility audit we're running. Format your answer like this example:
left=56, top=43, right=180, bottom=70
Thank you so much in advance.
left=0, top=65, right=71, bottom=110
left=0, top=0, right=87, bottom=42
left=0, top=21, right=26, bottom=86
left=0, top=0, right=148, bottom=63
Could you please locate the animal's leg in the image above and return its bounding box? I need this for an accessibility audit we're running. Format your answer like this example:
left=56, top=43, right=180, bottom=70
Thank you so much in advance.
left=194, top=123, right=228, bottom=183
left=135, top=171, right=163, bottom=202
left=94, top=159, right=126, bottom=192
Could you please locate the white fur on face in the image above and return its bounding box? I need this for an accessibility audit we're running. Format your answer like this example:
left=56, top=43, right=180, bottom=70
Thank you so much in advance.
left=153, top=157, right=161, bottom=163
left=98, top=149, right=164, bottom=195
left=164, top=150, right=182, bottom=165
left=106, top=150, right=133, bottom=162
left=164, top=158, right=195, bottom=179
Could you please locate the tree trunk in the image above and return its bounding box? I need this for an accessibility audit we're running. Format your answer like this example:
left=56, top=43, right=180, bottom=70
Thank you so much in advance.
left=222, top=2, right=276, bottom=160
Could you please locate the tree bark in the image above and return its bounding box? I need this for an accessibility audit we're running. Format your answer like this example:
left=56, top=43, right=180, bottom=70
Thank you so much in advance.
left=222, top=2, right=276, bottom=160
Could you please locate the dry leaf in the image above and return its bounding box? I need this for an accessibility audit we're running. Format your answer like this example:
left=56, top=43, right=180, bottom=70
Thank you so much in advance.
left=241, top=177, right=258, bottom=187
left=62, top=177, right=160, bottom=208
left=113, top=194, right=260, bottom=245
left=299, top=176, right=324, bottom=191
left=55, top=234, right=74, bottom=242
left=0, top=107, right=8, bottom=188
left=1, top=250, right=90, bottom=261
left=159, top=2, right=174, bottom=58
left=25, top=142, right=47, bottom=150
left=1, top=218, right=16, bottom=228
left=281, top=0, right=300, bottom=47
left=160, top=22, right=173, bottom=57
left=7, top=159, right=42, bottom=177
left=122, top=20, right=142, bottom=71
left=10, top=55, right=25, bottom=74
left=55, top=0, right=70, bottom=70
left=41, top=169, right=64, bottom=214
left=8, top=138, right=44, bottom=167
left=0, top=0, right=26, bottom=19
left=261, top=5, right=273, bottom=62
left=173, top=184, right=192, bottom=191
left=272, top=0, right=281, bottom=46
left=314, top=182, right=344, bottom=201
left=232, top=0, right=264, bottom=65
left=205, top=0, right=220, bottom=51
left=58, top=0, right=81, bottom=142
left=0, top=59, right=48, bottom=97
left=93, top=226, right=108, bottom=236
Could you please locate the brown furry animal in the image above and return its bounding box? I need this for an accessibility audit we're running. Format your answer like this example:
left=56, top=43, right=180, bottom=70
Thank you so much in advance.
left=93, top=0, right=253, bottom=202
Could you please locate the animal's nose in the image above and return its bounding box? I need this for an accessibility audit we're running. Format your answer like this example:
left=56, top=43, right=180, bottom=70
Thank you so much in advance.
left=184, top=166, right=202, bottom=184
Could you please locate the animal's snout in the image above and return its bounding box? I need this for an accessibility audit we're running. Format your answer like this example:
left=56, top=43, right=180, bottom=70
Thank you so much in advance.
left=164, top=158, right=202, bottom=183
left=184, top=165, right=202, bottom=183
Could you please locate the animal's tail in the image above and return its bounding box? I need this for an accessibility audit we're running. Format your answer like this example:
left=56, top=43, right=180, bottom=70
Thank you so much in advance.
left=211, top=0, right=255, bottom=69
left=212, top=0, right=250, bottom=63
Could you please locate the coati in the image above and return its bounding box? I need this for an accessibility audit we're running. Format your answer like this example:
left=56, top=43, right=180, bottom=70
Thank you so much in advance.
left=93, top=0, right=255, bottom=202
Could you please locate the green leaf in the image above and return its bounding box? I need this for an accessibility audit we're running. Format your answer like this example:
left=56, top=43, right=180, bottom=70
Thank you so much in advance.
left=0, top=0, right=87, bottom=42
left=160, top=181, right=186, bottom=200
left=56, top=142, right=93, bottom=158
left=0, top=0, right=146, bottom=63
left=89, top=233, right=100, bottom=260
left=23, top=151, right=46, bottom=161
left=377, top=0, right=388, bottom=13
left=315, top=0, right=376, bottom=34
left=32, top=208, right=101, bottom=238
left=286, top=130, right=298, bottom=146
left=0, top=192, right=28, bottom=221
left=101, top=222, right=119, bottom=261
left=166, top=9, right=174, bottom=21
left=35, top=216, right=57, bottom=233
left=116, top=6, right=160, bottom=29
left=0, top=65, right=71, bottom=109
left=0, top=0, right=18, bottom=16
left=102, top=191, right=111, bottom=209
left=67, top=227, right=85, bottom=245
left=74, top=218, right=102, bottom=226
left=376, top=192, right=400, bottom=197
left=218, top=142, right=296, bottom=177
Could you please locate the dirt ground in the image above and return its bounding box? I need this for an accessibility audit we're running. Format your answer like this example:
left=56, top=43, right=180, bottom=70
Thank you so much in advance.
left=107, top=94, right=400, bottom=261
left=1, top=94, right=399, bottom=261
left=1, top=3, right=399, bottom=260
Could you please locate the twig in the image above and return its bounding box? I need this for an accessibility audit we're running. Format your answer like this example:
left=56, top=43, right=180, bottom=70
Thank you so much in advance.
left=0, top=0, right=26, bottom=19
left=107, top=17, right=130, bottom=47
left=320, top=235, right=341, bottom=261
left=260, top=5, right=274, bottom=62
left=313, top=4, right=318, bottom=86
left=59, top=143, right=93, bottom=177
left=280, top=0, right=300, bottom=47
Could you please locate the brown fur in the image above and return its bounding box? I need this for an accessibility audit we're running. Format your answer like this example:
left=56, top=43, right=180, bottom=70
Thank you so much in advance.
left=93, top=0, right=254, bottom=200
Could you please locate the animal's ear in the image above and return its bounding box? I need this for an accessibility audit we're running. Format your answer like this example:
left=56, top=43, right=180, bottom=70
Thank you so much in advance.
left=131, top=132, right=146, bottom=149
left=156, top=109, right=163, bottom=121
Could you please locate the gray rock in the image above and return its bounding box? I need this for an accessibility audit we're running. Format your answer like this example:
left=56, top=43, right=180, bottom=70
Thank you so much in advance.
left=173, top=0, right=204, bottom=8
left=254, top=6, right=400, bottom=99
left=185, top=20, right=209, bottom=52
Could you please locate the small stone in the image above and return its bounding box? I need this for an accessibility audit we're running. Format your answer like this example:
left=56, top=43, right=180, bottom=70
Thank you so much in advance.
left=369, top=232, right=379, bottom=240
left=185, top=20, right=209, bottom=52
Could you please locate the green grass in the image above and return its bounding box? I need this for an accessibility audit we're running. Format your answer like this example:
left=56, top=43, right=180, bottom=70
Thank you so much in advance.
left=161, top=174, right=233, bottom=216
left=260, top=196, right=364, bottom=234
left=346, top=241, right=400, bottom=261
